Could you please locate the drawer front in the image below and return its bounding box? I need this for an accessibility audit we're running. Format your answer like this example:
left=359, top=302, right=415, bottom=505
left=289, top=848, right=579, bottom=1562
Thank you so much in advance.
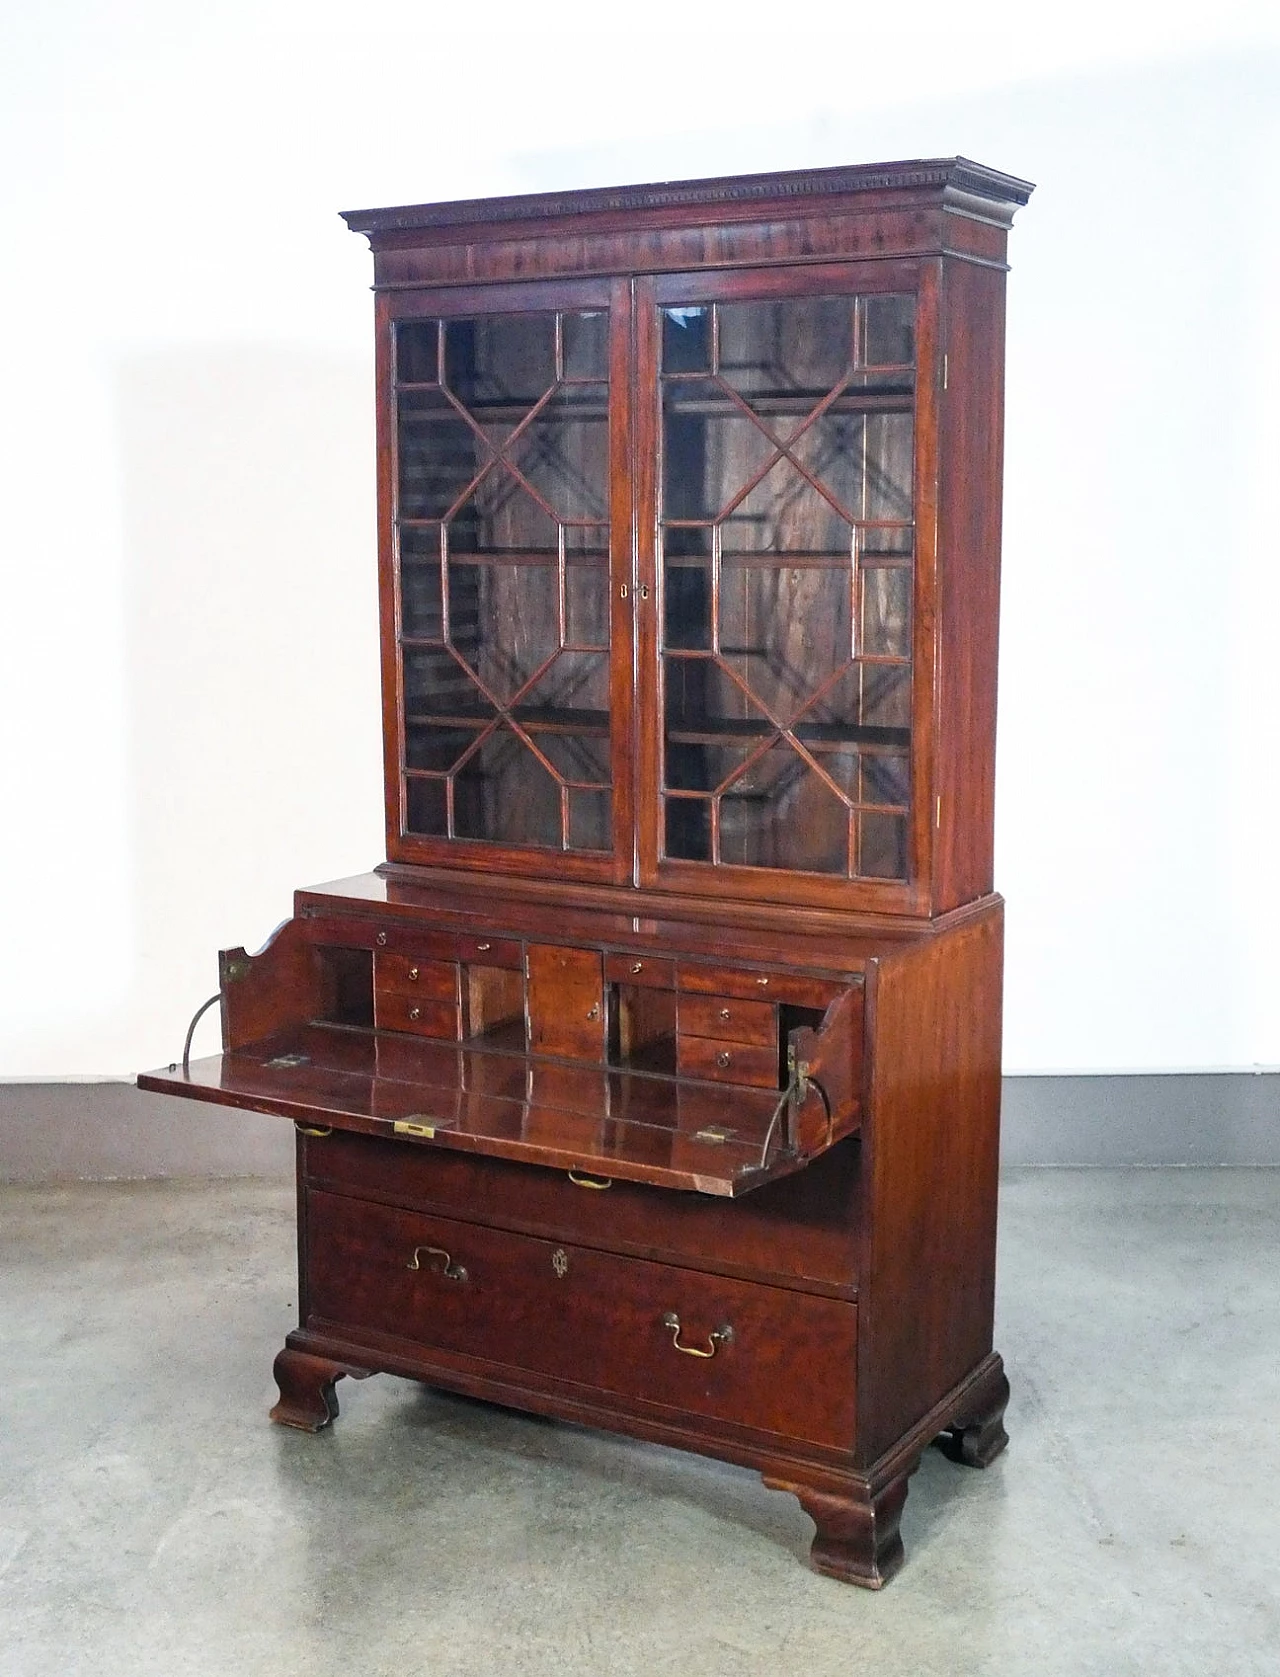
left=677, top=995, right=776, bottom=1046
left=459, top=934, right=523, bottom=970
left=303, top=1130, right=862, bottom=1297
left=676, top=1034, right=778, bottom=1089
left=374, top=953, right=458, bottom=1002
left=604, top=952, right=676, bottom=990
left=369, top=924, right=459, bottom=961
left=678, top=962, right=843, bottom=1010
left=374, top=992, right=460, bottom=1040
left=526, top=945, right=606, bottom=1062
left=305, top=1189, right=856, bottom=1447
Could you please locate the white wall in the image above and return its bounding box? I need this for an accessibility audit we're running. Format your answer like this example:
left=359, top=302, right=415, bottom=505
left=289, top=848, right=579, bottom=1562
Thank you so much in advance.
left=2, top=2, right=1278, bottom=1078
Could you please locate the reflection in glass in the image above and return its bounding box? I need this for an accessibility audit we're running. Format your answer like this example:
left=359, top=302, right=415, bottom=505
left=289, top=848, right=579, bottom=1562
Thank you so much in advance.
left=718, top=296, right=852, bottom=407
left=658, top=289, right=916, bottom=881
left=661, top=307, right=711, bottom=373
left=395, top=308, right=614, bottom=853
left=398, top=390, right=485, bottom=520
left=511, top=385, right=609, bottom=522
left=861, top=294, right=915, bottom=367
left=719, top=747, right=847, bottom=874
left=453, top=729, right=561, bottom=847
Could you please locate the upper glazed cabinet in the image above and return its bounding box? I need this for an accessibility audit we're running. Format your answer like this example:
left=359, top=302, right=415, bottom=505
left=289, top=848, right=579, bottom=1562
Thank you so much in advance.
left=351, top=158, right=1029, bottom=919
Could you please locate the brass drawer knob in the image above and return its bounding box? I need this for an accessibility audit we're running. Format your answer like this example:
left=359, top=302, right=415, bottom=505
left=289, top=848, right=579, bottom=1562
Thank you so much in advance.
left=716, top=1051, right=731, bottom=1068
left=407, top=1245, right=468, bottom=1282
left=661, top=1312, right=733, bottom=1358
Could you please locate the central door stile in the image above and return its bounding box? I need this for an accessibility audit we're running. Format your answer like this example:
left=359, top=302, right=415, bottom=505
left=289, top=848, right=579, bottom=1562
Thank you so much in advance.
left=632, top=274, right=662, bottom=889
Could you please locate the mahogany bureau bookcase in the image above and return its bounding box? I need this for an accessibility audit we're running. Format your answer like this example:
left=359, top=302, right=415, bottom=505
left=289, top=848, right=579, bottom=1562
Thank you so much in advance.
left=141, top=156, right=1033, bottom=1588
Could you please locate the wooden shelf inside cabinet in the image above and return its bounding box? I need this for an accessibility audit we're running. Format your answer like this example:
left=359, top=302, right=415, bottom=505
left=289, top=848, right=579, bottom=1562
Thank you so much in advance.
left=140, top=155, right=1030, bottom=1589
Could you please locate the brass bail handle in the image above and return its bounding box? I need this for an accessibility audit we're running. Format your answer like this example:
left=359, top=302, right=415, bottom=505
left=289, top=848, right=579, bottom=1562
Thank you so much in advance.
left=407, top=1245, right=469, bottom=1282
left=568, top=1170, right=612, bottom=1190
left=661, top=1312, right=734, bottom=1358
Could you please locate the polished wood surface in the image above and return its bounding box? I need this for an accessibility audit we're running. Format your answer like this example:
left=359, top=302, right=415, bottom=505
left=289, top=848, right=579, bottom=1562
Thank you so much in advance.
left=140, top=157, right=1029, bottom=1586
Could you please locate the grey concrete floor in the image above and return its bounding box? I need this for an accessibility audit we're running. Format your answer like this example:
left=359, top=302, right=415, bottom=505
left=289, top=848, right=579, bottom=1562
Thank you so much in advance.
left=0, top=1171, right=1277, bottom=1677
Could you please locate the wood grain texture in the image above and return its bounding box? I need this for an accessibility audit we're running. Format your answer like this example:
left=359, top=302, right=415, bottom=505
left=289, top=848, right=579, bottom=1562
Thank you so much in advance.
left=301, top=1127, right=863, bottom=1298
left=856, top=900, right=1005, bottom=1463
left=931, top=258, right=1009, bottom=911
left=305, top=1187, right=858, bottom=1448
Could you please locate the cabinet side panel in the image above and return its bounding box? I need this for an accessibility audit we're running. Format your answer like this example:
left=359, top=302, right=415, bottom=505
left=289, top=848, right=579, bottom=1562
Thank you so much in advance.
left=932, top=258, right=1008, bottom=911
left=857, top=903, right=1003, bottom=1464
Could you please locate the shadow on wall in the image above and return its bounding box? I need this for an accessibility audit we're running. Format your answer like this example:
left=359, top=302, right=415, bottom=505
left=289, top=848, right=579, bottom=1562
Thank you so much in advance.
left=115, top=347, right=382, bottom=1163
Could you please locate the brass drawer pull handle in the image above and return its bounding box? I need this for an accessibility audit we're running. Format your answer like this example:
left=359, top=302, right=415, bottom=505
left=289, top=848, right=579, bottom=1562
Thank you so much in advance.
left=408, top=966, right=419, bottom=980
left=755, top=975, right=769, bottom=987
left=568, top=1170, right=612, bottom=1190
left=719, top=1007, right=731, bottom=1021
left=409, top=1006, right=421, bottom=1021
left=295, top=1124, right=332, bottom=1138
left=716, top=1051, right=731, bottom=1068
left=586, top=1004, right=600, bottom=1021
left=662, top=1313, right=733, bottom=1358
left=476, top=942, right=491, bottom=952
left=630, top=961, right=643, bottom=974
left=407, top=1245, right=468, bottom=1282
left=376, top=932, right=387, bottom=946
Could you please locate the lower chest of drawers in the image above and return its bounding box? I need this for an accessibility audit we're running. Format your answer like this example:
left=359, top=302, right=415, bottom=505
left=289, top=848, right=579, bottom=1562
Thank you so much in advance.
left=302, top=1183, right=858, bottom=1451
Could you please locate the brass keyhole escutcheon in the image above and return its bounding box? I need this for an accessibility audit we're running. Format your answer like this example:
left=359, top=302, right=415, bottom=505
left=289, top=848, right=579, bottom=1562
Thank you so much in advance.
left=551, top=1248, right=569, bottom=1278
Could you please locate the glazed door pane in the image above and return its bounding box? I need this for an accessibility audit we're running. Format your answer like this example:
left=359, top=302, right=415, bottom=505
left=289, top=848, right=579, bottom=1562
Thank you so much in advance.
left=394, top=305, right=618, bottom=860
left=656, top=287, right=916, bottom=883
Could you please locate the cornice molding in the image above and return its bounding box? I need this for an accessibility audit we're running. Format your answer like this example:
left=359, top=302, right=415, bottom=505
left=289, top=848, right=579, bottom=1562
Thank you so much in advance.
left=341, top=157, right=1034, bottom=238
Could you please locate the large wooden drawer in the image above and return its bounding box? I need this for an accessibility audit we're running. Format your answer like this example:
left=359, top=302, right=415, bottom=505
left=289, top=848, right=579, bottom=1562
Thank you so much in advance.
left=305, top=1189, right=857, bottom=1448
left=303, top=1129, right=861, bottom=1297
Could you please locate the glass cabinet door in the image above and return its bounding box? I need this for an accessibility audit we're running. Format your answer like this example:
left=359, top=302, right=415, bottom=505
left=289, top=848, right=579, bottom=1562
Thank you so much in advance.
left=641, top=273, right=920, bottom=898
left=387, top=286, right=630, bottom=878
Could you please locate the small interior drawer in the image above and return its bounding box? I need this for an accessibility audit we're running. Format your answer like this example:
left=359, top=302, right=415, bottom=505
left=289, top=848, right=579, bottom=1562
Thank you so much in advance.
left=676, top=1035, right=778, bottom=1089
left=374, top=953, right=458, bottom=1002
left=677, top=995, right=775, bottom=1046
left=677, top=962, right=843, bottom=1010
left=458, top=935, right=523, bottom=970
left=373, top=992, right=460, bottom=1041
left=604, top=952, right=676, bottom=990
